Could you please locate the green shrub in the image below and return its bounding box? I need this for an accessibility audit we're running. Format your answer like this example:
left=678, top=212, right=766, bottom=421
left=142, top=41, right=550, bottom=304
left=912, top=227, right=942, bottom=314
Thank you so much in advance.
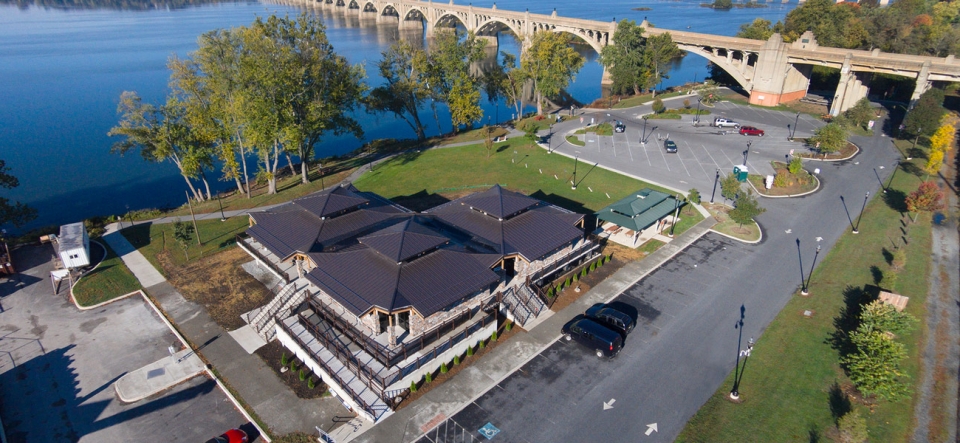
left=652, top=98, right=665, bottom=114
left=308, top=377, right=316, bottom=389
left=580, top=268, right=587, bottom=278
left=688, top=188, right=701, bottom=204
left=281, top=352, right=289, bottom=366
left=590, top=262, right=597, bottom=272
left=298, top=368, right=307, bottom=381
left=425, top=371, right=433, bottom=383
left=410, top=380, right=417, bottom=393
left=467, top=345, right=474, bottom=357
left=479, top=339, right=486, bottom=349
left=492, top=331, right=498, bottom=341
left=505, top=321, right=513, bottom=332
left=788, top=156, right=803, bottom=174
left=683, top=98, right=691, bottom=109
left=547, top=287, right=555, bottom=298
left=289, top=360, right=298, bottom=372
left=440, top=362, right=448, bottom=374
left=773, top=172, right=789, bottom=188
left=838, top=410, right=868, bottom=443
left=573, top=274, right=579, bottom=282
left=565, top=277, right=572, bottom=287
left=454, top=355, right=460, bottom=365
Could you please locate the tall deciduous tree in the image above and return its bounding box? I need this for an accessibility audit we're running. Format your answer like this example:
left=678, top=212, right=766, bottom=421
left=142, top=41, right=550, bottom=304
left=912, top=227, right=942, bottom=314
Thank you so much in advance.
left=368, top=41, right=431, bottom=141
left=0, top=160, right=37, bottom=228
left=109, top=92, right=212, bottom=202
left=522, top=31, right=585, bottom=115
left=643, top=33, right=681, bottom=97
left=419, top=29, right=485, bottom=133
left=720, top=173, right=741, bottom=202
left=905, top=180, right=945, bottom=221
left=904, top=88, right=945, bottom=138
left=842, top=98, right=875, bottom=130
left=736, top=18, right=777, bottom=41
left=729, top=189, right=765, bottom=228
left=600, top=20, right=649, bottom=96
left=809, top=122, right=847, bottom=156
left=497, top=52, right=529, bottom=123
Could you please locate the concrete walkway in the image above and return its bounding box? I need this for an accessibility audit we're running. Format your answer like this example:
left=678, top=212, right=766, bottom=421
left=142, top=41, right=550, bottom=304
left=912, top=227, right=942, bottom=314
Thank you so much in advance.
left=911, top=159, right=960, bottom=442
left=102, top=224, right=352, bottom=438
left=343, top=215, right=718, bottom=443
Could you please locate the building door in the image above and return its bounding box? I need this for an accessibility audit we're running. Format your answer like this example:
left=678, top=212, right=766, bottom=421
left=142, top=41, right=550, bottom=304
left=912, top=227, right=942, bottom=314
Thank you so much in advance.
left=397, top=311, right=410, bottom=332
left=377, top=312, right=390, bottom=334
left=504, top=257, right=516, bottom=277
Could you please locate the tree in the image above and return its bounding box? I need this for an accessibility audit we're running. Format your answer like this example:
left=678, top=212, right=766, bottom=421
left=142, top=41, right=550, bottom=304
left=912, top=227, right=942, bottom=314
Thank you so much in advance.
left=924, top=149, right=944, bottom=176
left=522, top=31, right=585, bottom=115
left=928, top=123, right=955, bottom=153
left=173, top=220, right=195, bottom=261
left=367, top=41, right=430, bottom=141
left=837, top=410, right=869, bottom=443
left=712, top=0, right=732, bottom=10
left=728, top=190, right=765, bottom=228
left=419, top=29, right=485, bottom=133
left=737, top=18, right=776, bottom=41
left=687, top=188, right=701, bottom=205
left=860, top=300, right=917, bottom=337
left=808, top=122, right=846, bottom=156
left=842, top=98, right=874, bottom=129
left=698, top=82, right=721, bottom=105
left=903, top=88, right=945, bottom=138
left=643, top=33, right=681, bottom=97
left=788, top=156, right=803, bottom=174
left=496, top=52, right=529, bottom=124
left=109, top=92, right=212, bottom=202
left=651, top=98, right=665, bottom=114
left=841, top=325, right=911, bottom=401
left=905, top=180, right=945, bottom=221
left=600, top=20, right=649, bottom=96
left=0, top=160, right=37, bottom=228
left=720, top=173, right=741, bottom=202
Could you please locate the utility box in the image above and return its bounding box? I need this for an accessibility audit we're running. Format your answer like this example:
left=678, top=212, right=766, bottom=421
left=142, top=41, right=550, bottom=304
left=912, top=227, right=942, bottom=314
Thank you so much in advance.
left=733, top=165, right=749, bottom=182
left=57, top=222, right=90, bottom=269
left=765, top=175, right=774, bottom=189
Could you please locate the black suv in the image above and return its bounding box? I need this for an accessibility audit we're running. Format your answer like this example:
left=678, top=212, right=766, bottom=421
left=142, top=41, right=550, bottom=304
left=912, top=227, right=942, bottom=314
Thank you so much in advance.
left=614, top=121, right=626, bottom=133
left=584, top=305, right=635, bottom=338
left=561, top=318, right=624, bottom=358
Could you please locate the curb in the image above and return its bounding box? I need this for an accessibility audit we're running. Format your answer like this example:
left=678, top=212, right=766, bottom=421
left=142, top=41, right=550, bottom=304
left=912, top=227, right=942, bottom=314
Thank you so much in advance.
left=800, top=141, right=861, bottom=162
left=709, top=224, right=763, bottom=244
left=747, top=171, right=822, bottom=199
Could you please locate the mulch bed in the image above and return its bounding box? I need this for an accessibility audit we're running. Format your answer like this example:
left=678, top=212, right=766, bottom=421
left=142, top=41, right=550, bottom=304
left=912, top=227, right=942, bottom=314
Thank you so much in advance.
left=795, top=140, right=859, bottom=160
left=254, top=340, right=328, bottom=399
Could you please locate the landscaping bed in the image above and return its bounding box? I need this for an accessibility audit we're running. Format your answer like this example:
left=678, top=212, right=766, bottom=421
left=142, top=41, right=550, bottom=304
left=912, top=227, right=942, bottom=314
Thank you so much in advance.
left=73, top=240, right=141, bottom=307
left=704, top=203, right=761, bottom=242
left=163, top=247, right=275, bottom=330
left=795, top=140, right=859, bottom=160
left=746, top=161, right=819, bottom=196
left=254, top=340, right=328, bottom=399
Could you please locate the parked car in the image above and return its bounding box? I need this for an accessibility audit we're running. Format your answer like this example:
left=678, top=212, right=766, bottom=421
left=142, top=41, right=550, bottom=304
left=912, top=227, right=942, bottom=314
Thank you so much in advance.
left=614, top=121, right=626, bottom=133
left=663, top=139, right=678, bottom=153
left=713, top=118, right=740, bottom=128
left=585, top=305, right=635, bottom=338
left=739, top=126, right=765, bottom=136
left=561, top=318, right=624, bottom=358
left=205, top=429, right=248, bottom=443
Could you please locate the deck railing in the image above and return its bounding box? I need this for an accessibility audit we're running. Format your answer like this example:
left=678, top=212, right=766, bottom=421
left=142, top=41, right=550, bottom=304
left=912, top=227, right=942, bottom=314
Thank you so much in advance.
left=235, top=233, right=291, bottom=284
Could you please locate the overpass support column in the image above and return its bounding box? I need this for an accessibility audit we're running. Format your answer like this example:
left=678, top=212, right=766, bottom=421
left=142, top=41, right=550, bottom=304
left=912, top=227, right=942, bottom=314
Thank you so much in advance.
left=909, top=61, right=932, bottom=109
left=601, top=66, right=613, bottom=86
left=828, top=55, right=869, bottom=116
left=748, top=33, right=807, bottom=107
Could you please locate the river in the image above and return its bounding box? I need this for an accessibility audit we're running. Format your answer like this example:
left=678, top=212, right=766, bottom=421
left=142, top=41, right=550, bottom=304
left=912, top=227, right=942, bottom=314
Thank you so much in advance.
left=0, top=0, right=799, bottom=231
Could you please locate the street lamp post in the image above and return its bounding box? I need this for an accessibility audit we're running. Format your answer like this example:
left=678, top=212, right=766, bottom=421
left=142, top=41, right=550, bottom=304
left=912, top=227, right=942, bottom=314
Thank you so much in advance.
left=694, top=97, right=703, bottom=126
left=884, top=160, right=900, bottom=193
left=801, top=244, right=821, bottom=295
left=668, top=194, right=681, bottom=238
left=853, top=192, right=869, bottom=234
left=710, top=168, right=720, bottom=203
left=730, top=336, right=755, bottom=401
left=791, top=112, right=800, bottom=140
left=641, top=116, right=648, bottom=145
left=743, top=142, right=752, bottom=165
left=571, top=156, right=579, bottom=190
left=216, top=192, right=226, bottom=222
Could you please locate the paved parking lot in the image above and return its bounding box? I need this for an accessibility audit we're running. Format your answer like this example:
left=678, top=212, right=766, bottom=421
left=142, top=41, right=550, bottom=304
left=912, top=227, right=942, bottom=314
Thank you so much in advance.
left=0, top=245, right=251, bottom=442
left=413, top=234, right=758, bottom=443
left=553, top=100, right=828, bottom=194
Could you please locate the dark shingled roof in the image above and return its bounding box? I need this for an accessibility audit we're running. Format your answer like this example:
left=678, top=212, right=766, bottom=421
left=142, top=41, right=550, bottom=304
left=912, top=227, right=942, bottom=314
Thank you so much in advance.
left=427, top=188, right=584, bottom=261
left=458, top=184, right=538, bottom=219
left=305, top=246, right=499, bottom=317
left=358, top=219, right=449, bottom=263
left=292, top=185, right=369, bottom=219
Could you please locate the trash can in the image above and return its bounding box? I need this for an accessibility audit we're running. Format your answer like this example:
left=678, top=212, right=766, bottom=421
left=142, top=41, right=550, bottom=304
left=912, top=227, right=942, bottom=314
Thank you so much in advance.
left=733, top=165, right=749, bottom=182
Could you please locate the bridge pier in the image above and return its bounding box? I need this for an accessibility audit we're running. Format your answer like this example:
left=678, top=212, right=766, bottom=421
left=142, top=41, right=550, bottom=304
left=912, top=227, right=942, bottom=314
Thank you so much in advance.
left=475, top=34, right=498, bottom=49
left=909, top=61, right=932, bottom=109
left=829, top=55, right=869, bottom=116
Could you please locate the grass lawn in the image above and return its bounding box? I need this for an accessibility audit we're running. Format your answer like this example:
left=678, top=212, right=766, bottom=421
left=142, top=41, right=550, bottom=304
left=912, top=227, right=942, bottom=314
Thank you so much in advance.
left=677, top=157, right=933, bottom=442
left=575, top=123, right=613, bottom=136
left=353, top=138, right=704, bottom=235
left=120, top=217, right=251, bottom=277
left=566, top=135, right=585, bottom=146
left=73, top=240, right=141, bottom=307
left=705, top=203, right=761, bottom=242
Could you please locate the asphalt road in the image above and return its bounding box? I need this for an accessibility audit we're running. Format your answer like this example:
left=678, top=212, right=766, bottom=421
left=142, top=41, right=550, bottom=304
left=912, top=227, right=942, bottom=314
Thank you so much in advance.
left=417, top=102, right=901, bottom=443
left=0, top=244, right=253, bottom=442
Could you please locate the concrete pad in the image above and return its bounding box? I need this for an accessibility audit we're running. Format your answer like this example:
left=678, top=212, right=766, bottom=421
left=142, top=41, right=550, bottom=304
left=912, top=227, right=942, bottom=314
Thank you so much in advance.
left=114, top=349, right=206, bottom=403
left=228, top=324, right=267, bottom=354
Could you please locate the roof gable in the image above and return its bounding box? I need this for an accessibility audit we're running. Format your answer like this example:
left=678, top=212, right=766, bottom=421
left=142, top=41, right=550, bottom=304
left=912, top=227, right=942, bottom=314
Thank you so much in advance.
left=358, top=219, right=449, bottom=263
left=293, top=185, right=370, bottom=219
left=458, top=184, right=538, bottom=219
left=607, top=188, right=671, bottom=217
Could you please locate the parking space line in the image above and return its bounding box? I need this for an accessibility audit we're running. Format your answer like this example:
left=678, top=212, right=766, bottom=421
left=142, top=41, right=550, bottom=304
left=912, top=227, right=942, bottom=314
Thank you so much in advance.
left=654, top=142, right=671, bottom=171
left=699, top=143, right=723, bottom=171
left=685, top=141, right=711, bottom=178
left=675, top=147, right=692, bottom=176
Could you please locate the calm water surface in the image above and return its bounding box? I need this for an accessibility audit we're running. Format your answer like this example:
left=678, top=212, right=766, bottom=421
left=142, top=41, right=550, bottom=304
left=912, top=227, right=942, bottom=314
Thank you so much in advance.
left=0, top=0, right=799, bottom=230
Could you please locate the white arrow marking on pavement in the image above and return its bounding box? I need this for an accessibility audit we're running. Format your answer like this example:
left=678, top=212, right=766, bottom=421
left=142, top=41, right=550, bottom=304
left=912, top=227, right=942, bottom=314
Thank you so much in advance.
left=785, top=229, right=792, bottom=234
left=645, top=423, right=658, bottom=436
left=816, top=237, right=823, bottom=242
left=603, top=399, right=616, bottom=410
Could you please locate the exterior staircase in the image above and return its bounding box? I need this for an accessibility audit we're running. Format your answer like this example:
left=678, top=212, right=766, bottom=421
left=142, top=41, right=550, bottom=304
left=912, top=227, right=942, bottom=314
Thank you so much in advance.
left=252, top=278, right=308, bottom=341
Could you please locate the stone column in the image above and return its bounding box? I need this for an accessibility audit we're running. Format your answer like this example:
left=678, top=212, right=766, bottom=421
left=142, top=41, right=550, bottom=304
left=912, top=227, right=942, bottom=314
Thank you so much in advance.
left=909, top=61, right=932, bottom=110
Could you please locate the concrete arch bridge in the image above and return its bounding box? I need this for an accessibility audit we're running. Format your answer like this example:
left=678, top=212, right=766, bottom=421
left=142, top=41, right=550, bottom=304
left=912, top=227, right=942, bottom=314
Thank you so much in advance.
left=290, top=0, right=960, bottom=114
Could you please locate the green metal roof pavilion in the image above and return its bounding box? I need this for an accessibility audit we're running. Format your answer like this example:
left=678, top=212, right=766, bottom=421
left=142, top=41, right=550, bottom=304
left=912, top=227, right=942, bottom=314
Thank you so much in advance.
left=595, top=189, right=681, bottom=232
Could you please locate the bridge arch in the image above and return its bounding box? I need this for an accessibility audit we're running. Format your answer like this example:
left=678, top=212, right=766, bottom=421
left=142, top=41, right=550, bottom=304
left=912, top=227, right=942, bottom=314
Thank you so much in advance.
left=678, top=44, right=755, bottom=91
left=550, top=28, right=604, bottom=56
left=432, top=11, right=469, bottom=31
left=401, top=6, right=426, bottom=22
left=475, top=17, right=521, bottom=39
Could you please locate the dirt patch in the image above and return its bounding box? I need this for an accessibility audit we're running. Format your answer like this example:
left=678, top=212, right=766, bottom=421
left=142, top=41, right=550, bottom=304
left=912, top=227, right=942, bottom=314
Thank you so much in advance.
left=396, top=314, right=520, bottom=410
left=253, top=340, right=329, bottom=399
left=162, top=247, right=275, bottom=330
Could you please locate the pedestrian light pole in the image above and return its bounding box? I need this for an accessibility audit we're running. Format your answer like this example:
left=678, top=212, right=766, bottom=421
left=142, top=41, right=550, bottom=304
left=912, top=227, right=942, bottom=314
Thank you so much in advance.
left=730, top=332, right=755, bottom=401
left=743, top=142, right=752, bottom=165
left=641, top=116, right=649, bottom=145
left=790, top=112, right=800, bottom=140
left=801, top=244, right=821, bottom=295
left=884, top=159, right=900, bottom=193
left=694, top=97, right=703, bottom=126
left=710, top=168, right=720, bottom=203
left=910, top=126, right=922, bottom=159
left=853, top=192, right=869, bottom=234
left=216, top=192, right=226, bottom=222
left=668, top=194, right=681, bottom=238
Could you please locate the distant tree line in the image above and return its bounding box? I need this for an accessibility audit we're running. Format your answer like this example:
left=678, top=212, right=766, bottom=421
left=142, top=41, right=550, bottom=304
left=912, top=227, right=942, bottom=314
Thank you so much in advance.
left=1, top=0, right=226, bottom=11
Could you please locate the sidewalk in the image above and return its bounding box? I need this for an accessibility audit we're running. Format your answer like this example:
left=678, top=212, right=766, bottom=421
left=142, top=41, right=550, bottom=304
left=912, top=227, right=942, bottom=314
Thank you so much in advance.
left=344, top=215, right=718, bottom=443
left=102, top=224, right=351, bottom=438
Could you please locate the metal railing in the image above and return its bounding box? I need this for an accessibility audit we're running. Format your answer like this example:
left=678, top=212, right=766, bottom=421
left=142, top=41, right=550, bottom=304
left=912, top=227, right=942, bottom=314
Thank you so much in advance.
left=526, top=240, right=598, bottom=286
left=297, top=310, right=391, bottom=390
left=253, top=283, right=298, bottom=334
left=501, top=287, right=532, bottom=326
left=277, top=319, right=377, bottom=418
left=235, top=233, right=291, bottom=284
